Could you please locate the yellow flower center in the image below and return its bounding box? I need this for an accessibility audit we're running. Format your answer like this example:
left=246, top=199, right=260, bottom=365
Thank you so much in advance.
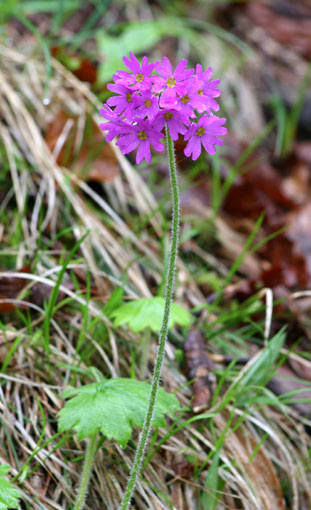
left=126, top=93, right=132, bottom=102
left=144, top=99, right=152, bottom=107
left=164, top=112, right=173, bottom=120
left=138, top=130, right=148, bottom=140
left=196, top=127, right=205, bottom=137
left=197, top=89, right=203, bottom=95
left=180, top=94, right=190, bottom=104
left=166, top=77, right=176, bottom=87
left=136, top=73, right=144, bottom=82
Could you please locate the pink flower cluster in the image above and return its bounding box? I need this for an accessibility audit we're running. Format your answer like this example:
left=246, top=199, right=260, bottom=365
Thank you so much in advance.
left=99, top=53, right=227, bottom=164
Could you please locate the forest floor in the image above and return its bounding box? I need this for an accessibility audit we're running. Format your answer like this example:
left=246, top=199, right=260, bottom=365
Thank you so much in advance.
left=0, top=1, right=311, bottom=509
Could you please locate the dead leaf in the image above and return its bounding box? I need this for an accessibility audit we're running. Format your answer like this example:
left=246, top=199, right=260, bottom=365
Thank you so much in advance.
left=184, top=328, right=216, bottom=413
left=216, top=414, right=285, bottom=510
left=0, top=266, right=30, bottom=312
left=218, top=132, right=311, bottom=302
left=286, top=202, right=311, bottom=285
left=268, top=363, right=311, bottom=416
left=171, top=459, right=194, bottom=480
left=0, top=267, right=77, bottom=312
left=246, top=1, right=311, bottom=58
left=222, top=137, right=297, bottom=221
left=289, top=356, right=311, bottom=382
left=45, top=110, right=119, bottom=182
left=293, top=141, right=311, bottom=164
left=51, top=47, right=97, bottom=84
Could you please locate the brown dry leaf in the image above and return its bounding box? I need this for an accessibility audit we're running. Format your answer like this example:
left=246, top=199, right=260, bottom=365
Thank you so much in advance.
left=219, top=132, right=311, bottom=298
left=246, top=1, right=311, bottom=58
left=281, top=142, right=311, bottom=204
left=28, top=282, right=68, bottom=308
left=224, top=202, right=310, bottom=297
left=287, top=202, right=311, bottom=285
left=180, top=186, right=261, bottom=278
left=293, top=141, right=311, bottom=163
left=245, top=203, right=311, bottom=296
left=171, top=459, right=194, bottom=480
left=29, top=273, right=100, bottom=308
left=184, top=328, right=216, bottom=413
left=51, top=47, right=97, bottom=84
left=45, top=110, right=119, bottom=182
left=263, top=235, right=308, bottom=288
left=222, top=491, right=239, bottom=510
left=289, top=356, right=311, bottom=382
left=171, top=483, right=184, bottom=510
left=222, top=136, right=296, bottom=221
left=0, top=267, right=76, bottom=312
left=268, top=363, right=311, bottom=416
left=282, top=164, right=310, bottom=205
left=216, top=415, right=285, bottom=510
left=0, top=266, right=30, bottom=312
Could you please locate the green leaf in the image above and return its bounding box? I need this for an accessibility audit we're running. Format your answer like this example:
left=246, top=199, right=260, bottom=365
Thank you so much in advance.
left=20, top=0, right=82, bottom=14
left=96, top=33, right=124, bottom=82
left=0, top=0, right=18, bottom=23
left=111, top=297, right=192, bottom=333
left=0, top=465, right=21, bottom=510
left=202, top=450, right=221, bottom=510
left=96, top=18, right=195, bottom=83
left=121, top=22, right=161, bottom=54
left=97, top=20, right=163, bottom=83
left=103, top=286, right=124, bottom=317
left=58, top=378, right=180, bottom=447
left=239, top=328, right=286, bottom=390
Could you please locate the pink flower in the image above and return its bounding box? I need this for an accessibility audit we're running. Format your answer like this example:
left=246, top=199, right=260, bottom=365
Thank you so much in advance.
left=99, top=105, right=129, bottom=142
left=153, top=57, right=194, bottom=108
left=133, top=90, right=159, bottom=120
left=113, top=52, right=155, bottom=90
left=175, top=78, right=207, bottom=117
left=99, top=53, right=227, bottom=164
left=116, top=120, right=165, bottom=164
left=154, top=109, right=189, bottom=141
left=106, top=83, right=137, bottom=120
left=184, top=115, right=227, bottom=160
left=194, top=64, right=221, bottom=113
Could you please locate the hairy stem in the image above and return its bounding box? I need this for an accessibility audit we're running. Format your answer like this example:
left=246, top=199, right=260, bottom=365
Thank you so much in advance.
left=75, top=434, right=98, bottom=510
left=120, top=126, right=180, bottom=509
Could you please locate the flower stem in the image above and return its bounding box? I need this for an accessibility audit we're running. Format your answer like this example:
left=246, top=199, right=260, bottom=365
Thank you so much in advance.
left=120, top=125, right=180, bottom=510
left=75, top=434, right=98, bottom=510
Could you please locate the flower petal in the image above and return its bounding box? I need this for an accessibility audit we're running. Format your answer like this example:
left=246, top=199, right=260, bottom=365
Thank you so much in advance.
left=174, top=59, right=193, bottom=80
left=150, top=137, right=165, bottom=152
left=123, top=52, right=140, bottom=74
left=184, top=136, right=196, bottom=157
left=136, top=141, right=151, bottom=164
left=160, top=88, right=177, bottom=108
left=117, top=134, right=139, bottom=154
left=155, top=57, right=172, bottom=78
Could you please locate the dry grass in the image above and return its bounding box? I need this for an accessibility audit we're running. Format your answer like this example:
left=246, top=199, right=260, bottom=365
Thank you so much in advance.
left=0, top=44, right=310, bottom=510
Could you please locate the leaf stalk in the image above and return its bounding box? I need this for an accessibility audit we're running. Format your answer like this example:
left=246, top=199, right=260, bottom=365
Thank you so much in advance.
left=75, top=434, right=98, bottom=510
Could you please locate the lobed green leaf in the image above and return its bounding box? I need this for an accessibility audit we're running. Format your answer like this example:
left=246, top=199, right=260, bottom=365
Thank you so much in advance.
left=58, top=378, right=180, bottom=447
left=111, top=297, right=192, bottom=333
left=0, top=465, right=21, bottom=510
